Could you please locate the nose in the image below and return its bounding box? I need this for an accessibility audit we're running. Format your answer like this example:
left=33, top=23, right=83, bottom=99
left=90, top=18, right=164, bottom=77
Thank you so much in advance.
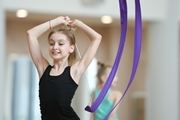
left=53, top=43, right=58, bottom=49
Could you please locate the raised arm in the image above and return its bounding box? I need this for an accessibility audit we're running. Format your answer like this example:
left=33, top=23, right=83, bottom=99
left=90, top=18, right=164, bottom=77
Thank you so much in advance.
left=70, top=20, right=102, bottom=80
left=26, top=16, right=69, bottom=78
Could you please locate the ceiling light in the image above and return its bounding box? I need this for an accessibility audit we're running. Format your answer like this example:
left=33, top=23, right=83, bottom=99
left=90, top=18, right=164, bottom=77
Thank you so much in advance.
left=16, top=9, right=28, bottom=18
left=101, top=15, right=113, bottom=24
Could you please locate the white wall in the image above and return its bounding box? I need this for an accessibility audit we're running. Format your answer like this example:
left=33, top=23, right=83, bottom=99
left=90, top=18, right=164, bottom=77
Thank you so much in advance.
left=3, top=0, right=178, bottom=21
left=145, top=0, right=179, bottom=119
left=0, top=0, right=6, bottom=120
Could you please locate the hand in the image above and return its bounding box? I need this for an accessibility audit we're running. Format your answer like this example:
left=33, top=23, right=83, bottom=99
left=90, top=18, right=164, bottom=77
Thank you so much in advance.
left=64, top=16, right=78, bottom=31
left=56, top=16, right=69, bottom=26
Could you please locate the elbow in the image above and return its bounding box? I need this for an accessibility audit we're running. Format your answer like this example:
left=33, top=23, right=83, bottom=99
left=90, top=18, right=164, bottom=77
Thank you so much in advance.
left=26, top=29, right=36, bottom=42
left=98, top=34, right=102, bottom=40
left=26, top=29, right=32, bottom=37
left=96, top=34, right=102, bottom=42
left=26, top=29, right=36, bottom=38
left=94, top=34, right=102, bottom=45
left=90, top=33, right=102, bottom=42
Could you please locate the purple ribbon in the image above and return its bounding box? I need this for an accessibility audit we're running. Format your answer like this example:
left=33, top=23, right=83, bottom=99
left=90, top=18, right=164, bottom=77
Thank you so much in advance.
left=85, top=0, right=127, bottom=112
left=103, top=0, right=142, bottom=119
left=85, top=0, right=142, bottom=119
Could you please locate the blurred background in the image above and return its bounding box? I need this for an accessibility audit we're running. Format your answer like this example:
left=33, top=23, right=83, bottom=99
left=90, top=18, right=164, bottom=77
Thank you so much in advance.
left=0, top=0, right=180, bottom=120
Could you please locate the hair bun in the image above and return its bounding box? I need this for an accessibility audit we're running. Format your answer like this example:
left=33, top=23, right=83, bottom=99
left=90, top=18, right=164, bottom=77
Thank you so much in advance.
left=66, top=25, right=71, bottom=31
left=65, top=25, right=77, bottom=32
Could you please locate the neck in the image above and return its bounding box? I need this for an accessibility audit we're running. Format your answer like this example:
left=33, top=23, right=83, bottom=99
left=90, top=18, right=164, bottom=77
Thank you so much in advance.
left=53, top=60, right=69, bottom=71
left=97, top=83, right=111, bottom=90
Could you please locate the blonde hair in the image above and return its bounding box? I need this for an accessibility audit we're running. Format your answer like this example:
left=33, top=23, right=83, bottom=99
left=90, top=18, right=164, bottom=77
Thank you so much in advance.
left=48, top=26, right=77, bottom=65
left=96, top=62, right=111, bottom=89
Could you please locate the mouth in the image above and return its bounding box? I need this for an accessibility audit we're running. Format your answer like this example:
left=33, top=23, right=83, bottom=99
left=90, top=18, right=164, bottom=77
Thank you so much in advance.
left=52, top=51, right=60, bottom=55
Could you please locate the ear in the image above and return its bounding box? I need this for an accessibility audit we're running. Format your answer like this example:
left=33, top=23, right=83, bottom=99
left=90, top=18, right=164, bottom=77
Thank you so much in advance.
left=69, top=45, right=75, bottom=53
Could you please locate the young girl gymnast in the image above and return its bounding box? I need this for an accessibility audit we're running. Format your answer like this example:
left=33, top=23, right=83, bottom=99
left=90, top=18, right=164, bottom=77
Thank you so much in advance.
left=26, top=16, right=102, bottom=120
left=91, top=62, right=122, bottom=120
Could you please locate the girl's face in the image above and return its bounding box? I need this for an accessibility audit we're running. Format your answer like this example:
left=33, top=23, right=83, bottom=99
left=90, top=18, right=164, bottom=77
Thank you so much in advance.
left=102, top=67, right=118, bottom=87
left=48, top=32, right=74, bottom=61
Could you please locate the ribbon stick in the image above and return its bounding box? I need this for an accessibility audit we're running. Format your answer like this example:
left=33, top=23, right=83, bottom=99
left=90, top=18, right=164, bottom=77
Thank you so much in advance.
left=85, top=0, right=128, bottom=112
left=103, top=0, right=142, bottom=119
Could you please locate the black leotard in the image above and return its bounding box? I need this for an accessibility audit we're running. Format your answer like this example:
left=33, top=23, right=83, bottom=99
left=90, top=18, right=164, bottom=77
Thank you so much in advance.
left=39, top=65, right=80, bottom=120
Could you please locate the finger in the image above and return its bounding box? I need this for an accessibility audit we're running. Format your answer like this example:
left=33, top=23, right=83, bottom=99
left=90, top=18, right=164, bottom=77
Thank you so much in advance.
left=67, top=19, right=71, bottom=23
left=65, top=16, right=70, bottom=20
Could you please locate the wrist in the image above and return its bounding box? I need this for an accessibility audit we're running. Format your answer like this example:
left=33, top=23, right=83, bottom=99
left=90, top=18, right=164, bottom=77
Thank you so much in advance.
left=75, top=19, right=82, bottom=26
left=49, top=21, right=52, bottom=29
left=72, top=20, right=83, bottom=29
left=49, top=16, right=64, bottom=29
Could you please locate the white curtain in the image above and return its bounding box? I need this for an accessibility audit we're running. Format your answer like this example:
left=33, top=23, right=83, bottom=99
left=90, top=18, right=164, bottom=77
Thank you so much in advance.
left=72, top=58, right=98, bottom=120
left=5, top=55, right=40, bottom=120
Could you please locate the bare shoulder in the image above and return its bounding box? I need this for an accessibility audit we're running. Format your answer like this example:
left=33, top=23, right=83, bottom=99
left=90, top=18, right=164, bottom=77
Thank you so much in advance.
left=108, top=89, right=122, bottom=101
left=37, top=63, right=49, bottom=79
left=70, top=61, right=83, bottom=84
left=70, top=61, right=79, bottom=76
left=111, top=90, right=122, bottom=99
